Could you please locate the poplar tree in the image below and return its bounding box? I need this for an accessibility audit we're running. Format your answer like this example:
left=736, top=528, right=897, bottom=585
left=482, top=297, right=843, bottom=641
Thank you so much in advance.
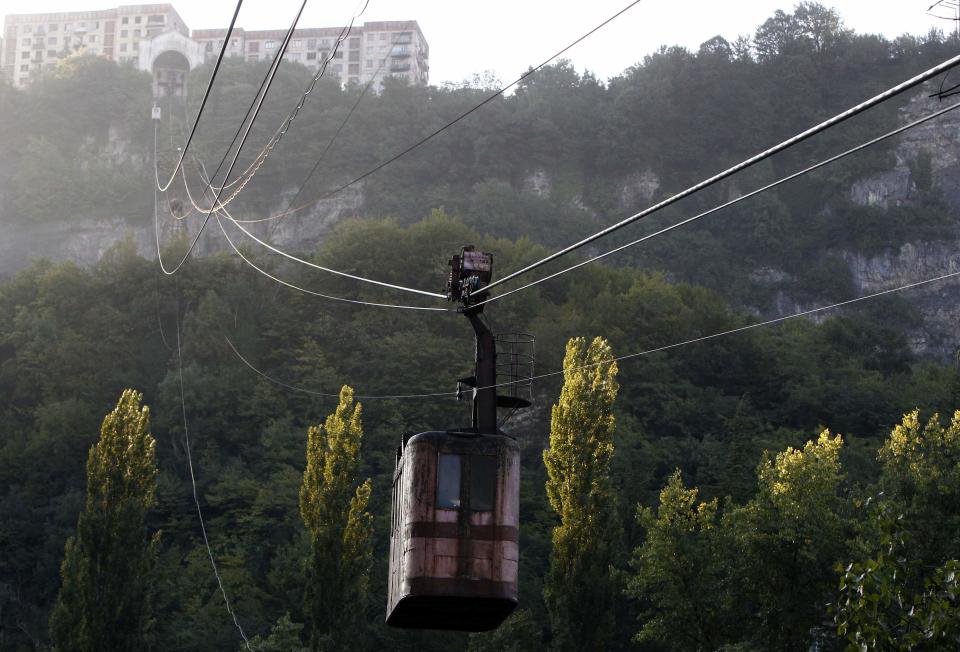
left=543, top=336, right=621, bottom=652
left=299, top=386, right=373, bottom=651
left=49, top=389, right=159, bottom=651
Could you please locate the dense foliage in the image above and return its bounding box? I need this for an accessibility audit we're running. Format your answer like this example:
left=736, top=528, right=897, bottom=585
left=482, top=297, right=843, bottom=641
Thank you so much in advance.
left=2, top=3, right=959, bottom=308
left=1, top=3, right=959, bottom=650
left=48, top=390, right=159, bottom=651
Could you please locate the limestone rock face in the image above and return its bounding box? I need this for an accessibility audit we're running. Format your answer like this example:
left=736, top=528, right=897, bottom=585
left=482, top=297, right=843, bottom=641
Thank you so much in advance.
left=619, top=170, right=660, bottom=210
left=0, top=186, right=363, bottom=277
left=522, top=169, right=552, bottom=198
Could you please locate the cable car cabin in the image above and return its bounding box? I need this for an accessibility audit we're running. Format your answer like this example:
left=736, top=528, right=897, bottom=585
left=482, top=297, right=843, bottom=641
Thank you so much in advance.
left=387, top=430, right=519, bottom=631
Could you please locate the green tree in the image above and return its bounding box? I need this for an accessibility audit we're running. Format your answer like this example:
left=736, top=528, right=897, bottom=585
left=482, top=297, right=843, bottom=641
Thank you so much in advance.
left=834, top=500, right=960, bottom=650
left=299, top=386, right=373, bottom=651
left=543, top=336, right=621, bottom=651
left=834, top=410, right=960, bottom=649
left=48, top=389, right=160, bottom=651
left=627, top=470, right=727, bottom=650
left=725, top=430, right=849, bottom=649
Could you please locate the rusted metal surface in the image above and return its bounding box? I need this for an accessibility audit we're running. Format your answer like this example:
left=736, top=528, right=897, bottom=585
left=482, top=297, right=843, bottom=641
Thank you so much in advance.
left=386, top=431, right=520, bottom=631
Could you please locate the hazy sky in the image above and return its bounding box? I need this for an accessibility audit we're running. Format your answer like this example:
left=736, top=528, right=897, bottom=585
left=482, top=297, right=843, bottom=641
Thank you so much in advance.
left=2, top=1, right=955, bottom=84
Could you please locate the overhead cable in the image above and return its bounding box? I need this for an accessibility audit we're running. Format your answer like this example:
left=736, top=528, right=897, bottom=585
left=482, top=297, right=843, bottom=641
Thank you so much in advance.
left=173, top=292, right=253, bottom=651
left=155, top=0, right=307, bottom=276
left=222, top=213, right=448, bottom=298
left=290, top=0, right=647, bottom=207
left=200, top=0, right=373, bottom=208
left=226, top=336, right=456, bottom=398
left=225, top=268, right=960, bottom=400
left=483, top=52, right=960, bottom=292
left=179, top=0, right=371, bottom=209
left=156, top=0, right=244, bottom=192
left=233, top=31, right=409, bottom=225
left=178, top=151, right=450, bottom=307
left=473, top=99, right=960, bottom=309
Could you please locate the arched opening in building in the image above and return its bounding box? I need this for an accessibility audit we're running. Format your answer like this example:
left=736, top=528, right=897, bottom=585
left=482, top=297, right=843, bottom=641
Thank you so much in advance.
left=152, top=49, right=190, bottom=99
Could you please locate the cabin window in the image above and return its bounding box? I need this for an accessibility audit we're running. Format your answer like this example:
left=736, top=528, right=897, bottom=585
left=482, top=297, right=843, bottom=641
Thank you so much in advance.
left=436, top=453, right=497, bottom=511
left=470, top=455, right=496, bottom=511
left=437, top=454, right=461, bottom=509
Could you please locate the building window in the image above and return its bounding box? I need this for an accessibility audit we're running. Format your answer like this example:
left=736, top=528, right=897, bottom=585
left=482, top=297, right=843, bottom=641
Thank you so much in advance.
left=306, top=52, right=316, bottom=60
left=291, top=39, right=302, bottom=48
left=122, top=17, right=129, bottom=24
left=349, top=37, right=360, bottom=49
left=332, top=63, right=342, bottom=72
left=121, top=30, right=127, bottom=37
left=366, top=45, right=373, bottom=53
left=287, top=52, right=300, bottom=60
left=120, top=43, right=127, bottom=52
left=22, top=51, right=30, bottom=59
left=22, top=38, right=30, bottom=46
left=88, top=35, right=96, bottom=43
left=48, top=36, right=56, bottom=44
left=333, top=50, right=342, bottom=59
left=320, top=39, right=330, bottom=48
left=348, top=63, right=359, bottom=74
left=133, top=29, right=140, bottom=37
left=24, top=26, right=32, bottom=33
left=307, top=38, right=316, bottom=49
left=49, top=24, right=58, bottom=31
left=231, top=38, right=238, bottom=48
left=20, top=64, right=29, bottom=71
left=248, top=41, right=259, bottom=52
left=265, top=40, right=275, bottom=50
left=135, top=16, right=141, bottom=24
left=47, top=49, right=57, bottom=57
left=348, top=50, right=359, bottom=62
left=366, top=59, right=372, bottom=67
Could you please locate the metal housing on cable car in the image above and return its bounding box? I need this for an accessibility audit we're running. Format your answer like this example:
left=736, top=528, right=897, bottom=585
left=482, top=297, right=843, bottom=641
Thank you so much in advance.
left=386, top=246, right=534, bottom=632
left=386, top=429, right=520, bottom=631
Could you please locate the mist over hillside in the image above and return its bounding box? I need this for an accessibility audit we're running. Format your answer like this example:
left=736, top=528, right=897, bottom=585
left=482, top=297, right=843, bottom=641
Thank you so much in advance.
left=1, top=3, right=960, bottom=650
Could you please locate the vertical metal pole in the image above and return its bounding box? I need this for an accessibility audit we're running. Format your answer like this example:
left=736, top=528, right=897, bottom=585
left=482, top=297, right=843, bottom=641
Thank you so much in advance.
left=465, top=309, right=497, bottom=434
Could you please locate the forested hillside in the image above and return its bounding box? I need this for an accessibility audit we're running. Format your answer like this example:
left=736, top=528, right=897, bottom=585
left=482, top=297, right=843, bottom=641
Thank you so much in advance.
left=1, top=3, right=960, bottom=650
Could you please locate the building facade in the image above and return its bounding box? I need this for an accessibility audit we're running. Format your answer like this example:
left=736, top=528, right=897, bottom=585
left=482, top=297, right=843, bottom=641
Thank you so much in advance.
left=2, top=4, right=428, bottom=93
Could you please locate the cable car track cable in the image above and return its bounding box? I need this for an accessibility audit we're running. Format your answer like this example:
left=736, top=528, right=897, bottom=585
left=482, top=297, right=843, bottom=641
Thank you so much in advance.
left=172, top=287, right=253, bottom=651
left=470, top=98, right=960, bottom=309
left=155, top=0, right=307, bottom=276
left=232, top=31, right=411, bottom=225
left=176, top=148, right=452, bottom=307
left=224, top=267, right=960, bottom=400
left=170, top=0, right=371, bottom=210
left=482, top=52, right=960, bottom=293
left=267, top=0, right=647, bottom=213
left=155, top=0, right=244, bottom=192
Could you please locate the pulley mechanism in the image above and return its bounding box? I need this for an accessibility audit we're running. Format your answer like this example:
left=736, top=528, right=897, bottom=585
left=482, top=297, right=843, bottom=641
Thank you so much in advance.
left=446, top=246, right=532, bottom=434
left=447, top=246, right=493, bottom=309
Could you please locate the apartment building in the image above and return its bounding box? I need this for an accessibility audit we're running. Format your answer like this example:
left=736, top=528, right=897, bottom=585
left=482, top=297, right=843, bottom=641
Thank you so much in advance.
left=192, top=20, right=429, bottom=89
left=2, top=4, right=428, bottom=93
left=1, top=4, right=188, bottom=87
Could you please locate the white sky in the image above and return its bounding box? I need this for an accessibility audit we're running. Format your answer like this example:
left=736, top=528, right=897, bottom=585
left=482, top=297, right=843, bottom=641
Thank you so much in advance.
left=2, top=1, right=955, bottom=84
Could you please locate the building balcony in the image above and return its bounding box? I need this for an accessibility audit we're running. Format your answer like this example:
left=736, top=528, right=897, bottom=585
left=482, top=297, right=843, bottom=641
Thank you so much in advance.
left=391, top=49, right=411, bottom=58
left=390, top=61, right=411, bottom=72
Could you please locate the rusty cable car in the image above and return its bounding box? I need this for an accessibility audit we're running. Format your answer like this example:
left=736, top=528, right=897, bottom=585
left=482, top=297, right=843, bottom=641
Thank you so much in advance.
left=386, top=247, right=534, bottom=632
